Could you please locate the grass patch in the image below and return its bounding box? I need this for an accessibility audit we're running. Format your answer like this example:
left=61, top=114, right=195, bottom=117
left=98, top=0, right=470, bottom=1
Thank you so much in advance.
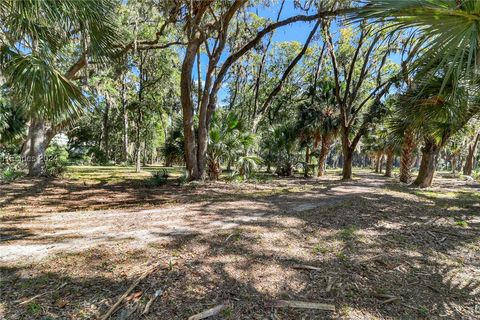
left=454, top=220, right=469, bottom=228
left=65, top=165, right=185, bottom=184
left=338, top=225, right=357, bottom=241
left=26, top=302, right=41, bottom=315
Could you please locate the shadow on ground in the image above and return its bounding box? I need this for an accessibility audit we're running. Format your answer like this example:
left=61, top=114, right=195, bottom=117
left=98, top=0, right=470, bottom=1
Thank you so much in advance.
left=0, top=172, right=479, bottom=319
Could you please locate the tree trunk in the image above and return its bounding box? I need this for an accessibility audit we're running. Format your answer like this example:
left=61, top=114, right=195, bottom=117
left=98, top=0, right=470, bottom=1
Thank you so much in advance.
left=399, top=128, right=415, bottom=183
left=121, top=79, right=129, bottom=162
left=317, top=134, right=331, bottom=177
left=101, top=93, right=110, bottom=160
left=142, top=139, right=147, bottom=167
left=379, top=154, right=385, bottom=173
left=374, top=152, right=382, bottom=173
left=412, top=139, right=439, bottom=188
left=135, top=136, right=141, bottom=173
left=134, top=111, right=142, bottom=173
left=342, top=147, right=354, bottom=180
left=180, top=38, right=201, bottom=180
left=451, top=156, right=457, bottom=174
left=304, top=145, right=310, bottom=177
left=26, top=119, right=47, bottom=176
left=384, top=147, right=394, bottom=177
left=463, top=132, right=480, bottom=176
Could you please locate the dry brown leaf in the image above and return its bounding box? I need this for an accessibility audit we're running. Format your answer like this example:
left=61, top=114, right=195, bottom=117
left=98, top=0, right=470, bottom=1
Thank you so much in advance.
left=55, top=298, right=68, bottom=308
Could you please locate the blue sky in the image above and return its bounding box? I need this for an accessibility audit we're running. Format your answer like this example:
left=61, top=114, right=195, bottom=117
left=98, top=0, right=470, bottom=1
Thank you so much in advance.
left=192, top=1, right=321, bottom=105
left=189, top=2, right=404, bottom=107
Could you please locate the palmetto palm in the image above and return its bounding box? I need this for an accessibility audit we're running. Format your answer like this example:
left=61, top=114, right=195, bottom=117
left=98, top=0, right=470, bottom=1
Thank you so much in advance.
left=0, top=98, right=25, bottom=145
left=0, top=0, right=119, bottom=175
left=206, top=112, right=254, bottom=180
left=297, top=80, right=340, bottom=176
left=355, top=0, right=480, bottom=89
left=391, top=74, right=478, bottom=187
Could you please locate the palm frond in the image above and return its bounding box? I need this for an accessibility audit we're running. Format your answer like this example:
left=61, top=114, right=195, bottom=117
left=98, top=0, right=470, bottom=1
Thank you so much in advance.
left=352, top=0, right=480, bottom=91
left=1, top=0, right=120, bottom=60
left=1, top=47, right=87, bottom=121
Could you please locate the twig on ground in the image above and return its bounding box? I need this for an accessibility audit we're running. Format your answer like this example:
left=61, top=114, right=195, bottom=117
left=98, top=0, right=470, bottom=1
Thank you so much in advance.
left=271, top=300, right=335, bottom=311
left=401, top=303, right=420, bottom=311
left=100, top=262, right=161, bottom=320
left=326, top=276, right=334, bottom=292
left=142, top=289, right=163, bottom=315
left=224, top=233, right=235, bottom=242
left=188, top=303, right=226, bottom=320
left=17, top=282, right=67, bottom=305
left=380, top=296, right=401, bottom=304
left=292, top=264, right=322, bottom=272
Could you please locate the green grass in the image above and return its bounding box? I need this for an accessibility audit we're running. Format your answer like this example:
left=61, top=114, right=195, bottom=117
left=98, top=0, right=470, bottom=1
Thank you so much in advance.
left=26, top=302, right=41, bottom=315
left=65, top=165, right=185, bottom=184
left=455, top=220, right=469, bottom=228
left=338, top=225, right=357, bottom=241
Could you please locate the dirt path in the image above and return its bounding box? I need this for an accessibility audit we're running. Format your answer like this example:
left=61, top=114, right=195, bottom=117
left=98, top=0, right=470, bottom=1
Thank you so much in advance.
left=1, top=176, right=378, bottom=263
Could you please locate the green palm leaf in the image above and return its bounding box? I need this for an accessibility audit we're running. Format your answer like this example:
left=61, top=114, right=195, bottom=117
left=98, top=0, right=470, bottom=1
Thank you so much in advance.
left=1, top=46, right=87, bottom=121
left=352, top=0, right=480, bottom=91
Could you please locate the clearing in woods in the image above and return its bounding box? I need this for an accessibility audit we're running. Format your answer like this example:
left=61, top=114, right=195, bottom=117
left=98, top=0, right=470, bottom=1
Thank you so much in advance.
left=0, top=167, right=479, bottom=319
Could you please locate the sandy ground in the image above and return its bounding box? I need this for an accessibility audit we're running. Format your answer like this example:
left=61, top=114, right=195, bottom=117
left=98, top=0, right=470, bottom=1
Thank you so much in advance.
left=1, top=178, right=368, bottom=263
left=1, top=172, right=479, bottom=319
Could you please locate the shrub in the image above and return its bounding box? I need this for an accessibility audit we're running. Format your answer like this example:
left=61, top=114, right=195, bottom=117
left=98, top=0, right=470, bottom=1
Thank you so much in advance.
left=147, top=169, right=169, bottom=186
left=0, top=162, right=26, bottom=182
left=0, top=150, right=26, bottom=182
left=88, top=146, right=109, bottom=165
left=45, top=144, right=69, bottom=176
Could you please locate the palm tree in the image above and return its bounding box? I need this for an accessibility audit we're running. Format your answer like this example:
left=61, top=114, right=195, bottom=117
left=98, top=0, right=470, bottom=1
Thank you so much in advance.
left=0, top=98, right=25, bottom=147
left=267, top=123, right=300, bottom=177
left=162, top=117, right=185, bottom=167
left=462, top=120, right=480, bottom=176
left=0, top=0, right=119, bottom=176
left=388, top=101, right=419, bottom=183
left=391, top=76, right=478, bottom=187
left=398, top=127, right=417, bottom=183
left=355, top=0, right=480, bottom=89
left=206, top=112, right=255, bottom=180
left=363, top=126, right=389, bottom=174
left=297, top=80, right=340, bottom=177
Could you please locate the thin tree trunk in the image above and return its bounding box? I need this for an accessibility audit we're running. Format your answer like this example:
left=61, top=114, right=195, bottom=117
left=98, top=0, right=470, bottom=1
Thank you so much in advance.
left=102, top=93, right=110, bottom=160
left=384, top=147, right=394, bottom=177
left=135, top=120, right=141, bottom=173
left=121, top=78, right=129, bottom=162
left=399, top=128, right=415, bottom=183
left=374, top=152, right=382, bottom=173
left=451, top=156, right=457, bottom=174
left=251, top=21, right=320, bottom=132
left=412, top=139, right=439, bottom=188
left=463, top=132, right=480, bottom=176
left=304, top=145, right=310, bottom=177
left=379, top=154, right=385, bottom=173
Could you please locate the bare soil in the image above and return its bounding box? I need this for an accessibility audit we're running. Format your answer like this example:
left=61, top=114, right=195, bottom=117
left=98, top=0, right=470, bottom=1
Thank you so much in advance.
left=1, top=171, right=479, bottom=319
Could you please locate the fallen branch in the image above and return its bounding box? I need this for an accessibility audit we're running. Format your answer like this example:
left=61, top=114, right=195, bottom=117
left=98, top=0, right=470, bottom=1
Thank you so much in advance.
left=272, top=300, right=335, bottom=311
left=17, top=282, right=67, bottom=305
left=380, top=296, right=401, bottom=304
left=188, top=304, right=226, bottom=320
left=401, top=302, right=420, bottom=311
left=100, top=263, right=161, bottom=320
left=326, top=276, right=334, bottom=293
left=292, top=264, right=322, bottom=272
left=142, top=289, right=163, bottom=315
